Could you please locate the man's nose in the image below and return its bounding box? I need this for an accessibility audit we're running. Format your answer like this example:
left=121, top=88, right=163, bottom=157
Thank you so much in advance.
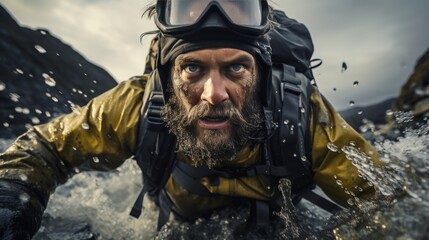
left=201, top=71, right=229, bottom=105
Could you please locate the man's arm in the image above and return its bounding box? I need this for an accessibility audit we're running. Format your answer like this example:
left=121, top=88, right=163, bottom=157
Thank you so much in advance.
left=0, top=77, right=147, bottom=238
left=309, top=86, right=382, bottom=206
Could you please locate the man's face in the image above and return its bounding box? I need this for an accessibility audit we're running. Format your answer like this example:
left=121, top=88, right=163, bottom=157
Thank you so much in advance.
left=162, top=48, right=263, bottom=167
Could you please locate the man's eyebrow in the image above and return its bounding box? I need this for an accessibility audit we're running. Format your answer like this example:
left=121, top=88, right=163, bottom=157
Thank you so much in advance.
left=226, top=55, right=254, bottom=65
left=176, top=57, right=203, bottom=65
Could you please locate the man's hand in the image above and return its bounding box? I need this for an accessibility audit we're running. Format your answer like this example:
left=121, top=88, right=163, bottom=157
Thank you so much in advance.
left=0, top=180, right=46, bottom=240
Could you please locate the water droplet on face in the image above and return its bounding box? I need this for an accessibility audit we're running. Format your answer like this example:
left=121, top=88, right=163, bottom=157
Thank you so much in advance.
left=353, top=81, right=359, bottom=86
left=327, top=142, right=339, bottom=152
left=43, top=73, right=56, bottom=87
left=34, top=45, right=47, bottom=54
left=81, top=123, right=90, bottom=130
left=349, top=101, right=355, bottom=106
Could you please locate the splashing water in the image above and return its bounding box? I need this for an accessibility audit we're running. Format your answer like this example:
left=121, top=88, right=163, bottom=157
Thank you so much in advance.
left=21, top=112, right=428, bottom=239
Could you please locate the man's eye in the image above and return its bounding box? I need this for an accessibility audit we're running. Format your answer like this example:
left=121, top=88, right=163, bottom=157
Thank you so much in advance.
left=184, top=65, right=200, bottom=73
left=230, top=64, right=244, bottom=73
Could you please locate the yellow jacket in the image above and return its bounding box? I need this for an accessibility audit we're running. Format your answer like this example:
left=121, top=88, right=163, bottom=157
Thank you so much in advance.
left=0, top=75, right=379, bottom=218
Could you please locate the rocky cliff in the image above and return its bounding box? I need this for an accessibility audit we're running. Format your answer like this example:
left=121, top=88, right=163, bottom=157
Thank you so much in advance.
left=0, top=4, right=117, bottom=140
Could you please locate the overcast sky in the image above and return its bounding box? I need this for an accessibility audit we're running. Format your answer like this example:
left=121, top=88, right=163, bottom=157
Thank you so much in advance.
left=1, top=0, right=428, bottom=110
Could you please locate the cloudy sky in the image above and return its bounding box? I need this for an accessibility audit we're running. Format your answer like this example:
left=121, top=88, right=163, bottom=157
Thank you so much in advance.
left=1, top=0, right=428, bottom=110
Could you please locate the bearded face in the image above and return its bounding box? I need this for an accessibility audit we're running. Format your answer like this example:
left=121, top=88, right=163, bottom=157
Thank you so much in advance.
left=161, top=48, right=263, bottom=167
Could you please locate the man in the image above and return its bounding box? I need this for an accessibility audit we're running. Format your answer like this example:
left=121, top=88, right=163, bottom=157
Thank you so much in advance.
left=0, top=0, right=380, bottom=238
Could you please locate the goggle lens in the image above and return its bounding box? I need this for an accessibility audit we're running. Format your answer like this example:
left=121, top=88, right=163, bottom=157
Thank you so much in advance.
left=166, top=0, right=262, bottom=26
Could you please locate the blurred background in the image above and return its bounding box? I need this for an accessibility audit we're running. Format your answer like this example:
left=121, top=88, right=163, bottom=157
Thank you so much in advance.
left=1, top=0, right=428, bottom=110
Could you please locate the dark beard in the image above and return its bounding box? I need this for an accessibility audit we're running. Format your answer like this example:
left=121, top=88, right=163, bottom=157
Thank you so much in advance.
left=161, top=92, right=263, bottom=168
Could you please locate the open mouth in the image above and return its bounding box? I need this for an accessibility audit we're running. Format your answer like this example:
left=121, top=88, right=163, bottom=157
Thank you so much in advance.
left=198, top=116, right=230, bottom=129
left=201, top=116, right=229, bottom=122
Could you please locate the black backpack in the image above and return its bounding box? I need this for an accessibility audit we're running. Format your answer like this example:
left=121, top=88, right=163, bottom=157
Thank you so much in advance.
left=130, top=10, right=341, bottom=229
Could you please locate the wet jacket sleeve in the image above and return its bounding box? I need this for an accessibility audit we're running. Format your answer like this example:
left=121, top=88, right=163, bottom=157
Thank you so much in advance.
left=0, top=77, right=146, bottom=199
left=309, top=87, right=382, bottom=206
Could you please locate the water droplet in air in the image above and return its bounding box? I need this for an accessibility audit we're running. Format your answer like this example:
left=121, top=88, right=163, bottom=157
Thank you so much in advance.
left=15, top=68, right=24, bottom=74
left=45, top=111, right=51, bottom=117
left=301, top=156, right=307, bottom=162
left=347, top=198, right=354, bottom=206
left=336, top=180, right=343, bottom=186
left=358, top=110, right=363, bottom=115
left=40, top=30, right=47, bottom=35
left=3, top=122, right=10, bottom=128
left=327, top=142, right=339, bottom=152
left=51, top=97, right=59, bottom=102
left=300, top=107, right=305, bottom=113
left=283, top=120, right=289, bottom=125
left=93, top=157, right=100, bottom=163
left=349, top=101, right=355, bottom=106
left=34, top=45, right=47, bottom=54
left=35, top=109, right=42, bottom=114
left=353, top=81, right=359, bottom=86
left=341, top=62, right=347, bottom=73
left=82, top=123, right=90, bottom=130
left=0, top=82, right=5, bottom=91
left=282, top=139, right=286, bottom=143
left=42, top=73, right=56, bottom=87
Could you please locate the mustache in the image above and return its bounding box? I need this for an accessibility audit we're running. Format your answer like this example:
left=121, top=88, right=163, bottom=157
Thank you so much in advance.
left=184, top=101, right=247, bottom=127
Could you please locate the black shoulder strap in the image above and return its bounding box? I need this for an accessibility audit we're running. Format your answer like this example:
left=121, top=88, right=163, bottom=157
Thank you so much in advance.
left=130, top=71, right=176, bottom=218
left=269, top=63, right=314, bottom=192
left=269, top=63, right=342, bottom=214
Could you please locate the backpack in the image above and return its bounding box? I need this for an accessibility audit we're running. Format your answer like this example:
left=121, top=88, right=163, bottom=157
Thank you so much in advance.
left=130, top=10, right=341, bottom=230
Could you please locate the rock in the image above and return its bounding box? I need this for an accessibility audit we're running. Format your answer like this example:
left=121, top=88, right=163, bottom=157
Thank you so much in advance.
left=391, top=48, right=429, bottom=119
left=0, top=4, right=117, bottom=140
left=339, top=98, right=396, bottom=131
